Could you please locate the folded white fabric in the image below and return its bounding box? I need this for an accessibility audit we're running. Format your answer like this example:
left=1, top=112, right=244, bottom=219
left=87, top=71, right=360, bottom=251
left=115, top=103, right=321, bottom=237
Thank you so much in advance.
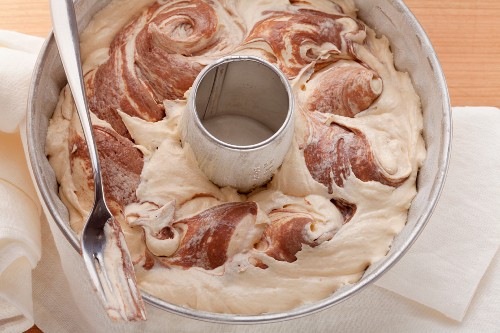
left=0, top=31, right=44, bottom=132
left=30, top=107, right=500, bottom=332
left=375, top=106, right=500, bottom=321
left=0, top=30, right=44, bottom=333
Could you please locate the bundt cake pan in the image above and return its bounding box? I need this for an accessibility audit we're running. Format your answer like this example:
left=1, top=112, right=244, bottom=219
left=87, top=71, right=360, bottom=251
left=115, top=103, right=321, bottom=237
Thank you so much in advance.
left=26, top=0, right=451, bottom=324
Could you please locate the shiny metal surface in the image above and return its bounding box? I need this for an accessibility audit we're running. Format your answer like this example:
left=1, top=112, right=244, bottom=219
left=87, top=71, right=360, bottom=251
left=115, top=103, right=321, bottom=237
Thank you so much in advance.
left=26, top=0, right=451, bottom=324
left=49, top=0, right=146, bottom=320
left=182, top=56, right=294, bottom=192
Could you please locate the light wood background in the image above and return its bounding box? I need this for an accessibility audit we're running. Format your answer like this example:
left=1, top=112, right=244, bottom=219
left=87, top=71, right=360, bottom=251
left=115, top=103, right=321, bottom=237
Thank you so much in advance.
left=1, top=0, right=499, bottom=106
left=0, top=0, right=498, bottom=332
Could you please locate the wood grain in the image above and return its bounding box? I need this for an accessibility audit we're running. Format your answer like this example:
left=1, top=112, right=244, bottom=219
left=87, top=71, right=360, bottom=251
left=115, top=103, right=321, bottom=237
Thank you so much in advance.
left=404, top=0, right=500, bottom=106
left=1, top=0, right=499, bottom=106
left=0, top=0, right=50, bottom=37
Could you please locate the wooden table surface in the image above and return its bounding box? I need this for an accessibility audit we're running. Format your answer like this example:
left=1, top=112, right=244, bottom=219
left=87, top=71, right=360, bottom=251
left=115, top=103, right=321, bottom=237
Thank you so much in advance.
left=1, top=0, right=499, bottom=107
left=0, top=1, right=498, bottom=332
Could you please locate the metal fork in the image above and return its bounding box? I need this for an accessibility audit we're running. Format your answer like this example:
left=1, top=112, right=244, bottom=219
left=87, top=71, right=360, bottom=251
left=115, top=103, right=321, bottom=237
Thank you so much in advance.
left=50, top=0, right=146, bottom=321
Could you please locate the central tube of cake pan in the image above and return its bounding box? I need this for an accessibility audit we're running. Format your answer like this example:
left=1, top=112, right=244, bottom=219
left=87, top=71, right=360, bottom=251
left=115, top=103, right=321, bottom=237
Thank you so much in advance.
left=181, top=56, right=295, bottom=192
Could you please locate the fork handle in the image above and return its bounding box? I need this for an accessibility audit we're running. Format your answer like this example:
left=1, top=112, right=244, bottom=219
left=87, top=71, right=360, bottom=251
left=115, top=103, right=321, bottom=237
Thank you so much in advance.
left=50, top=0, right=105, bottom=201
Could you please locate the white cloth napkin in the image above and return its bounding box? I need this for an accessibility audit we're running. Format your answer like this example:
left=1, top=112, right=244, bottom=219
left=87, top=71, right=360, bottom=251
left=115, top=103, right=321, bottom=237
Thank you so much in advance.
left=0, top=30, right=499, bottom=332
left=0, top=30, right=44, bottom=333
left=375, top=106, right=500, bottom=321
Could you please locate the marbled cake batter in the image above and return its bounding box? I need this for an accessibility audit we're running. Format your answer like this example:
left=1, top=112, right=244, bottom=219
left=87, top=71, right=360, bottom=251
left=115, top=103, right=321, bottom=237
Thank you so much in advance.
left=46, top=0, right=426, bottom=314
